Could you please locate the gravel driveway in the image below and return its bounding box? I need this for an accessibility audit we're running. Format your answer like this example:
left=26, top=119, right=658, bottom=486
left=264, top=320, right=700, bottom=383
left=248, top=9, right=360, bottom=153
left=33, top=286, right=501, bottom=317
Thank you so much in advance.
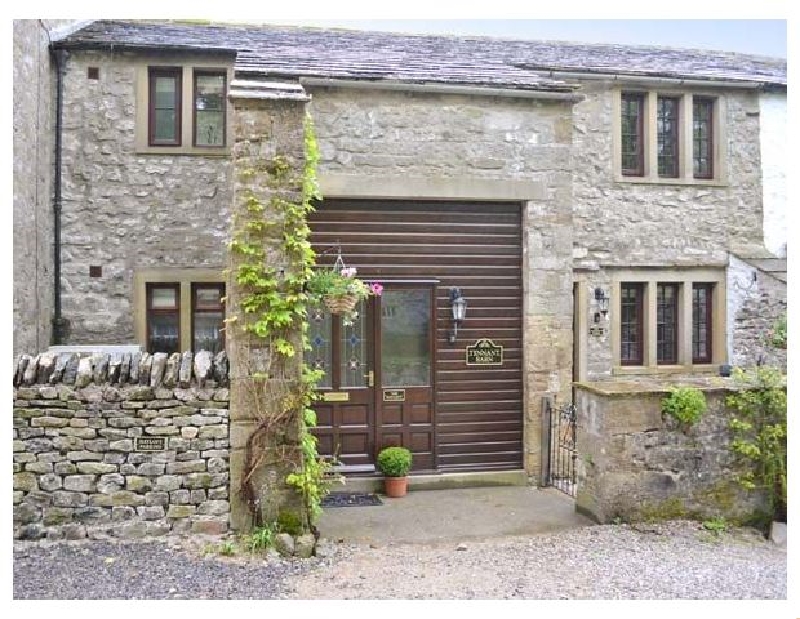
left=14, top=521, right=785, bottom=600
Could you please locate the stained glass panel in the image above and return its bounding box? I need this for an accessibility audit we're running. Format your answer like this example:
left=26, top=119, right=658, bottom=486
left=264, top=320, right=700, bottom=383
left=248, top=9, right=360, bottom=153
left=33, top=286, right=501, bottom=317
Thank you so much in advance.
left=305, top=306, right=332, bottom=389
left=340, top=301, right=366, bottom=388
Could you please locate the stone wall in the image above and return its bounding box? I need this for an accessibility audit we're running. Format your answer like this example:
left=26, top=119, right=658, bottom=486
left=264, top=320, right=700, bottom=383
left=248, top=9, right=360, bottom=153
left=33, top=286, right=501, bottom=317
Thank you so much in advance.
left=12, top=20, right=72, bottom=356
left=572, top=81, right=765, bottom=268
left=575, top=380, right=767, bottom=524
left=310, top=86, right=576, bottom=481
left=57, top=49, right=233, bottom=344
left=227, top=92, right=309, bottom=532
left=728, top=254, right=787, bottom=369
left=13, top=351, right=231, bottom=541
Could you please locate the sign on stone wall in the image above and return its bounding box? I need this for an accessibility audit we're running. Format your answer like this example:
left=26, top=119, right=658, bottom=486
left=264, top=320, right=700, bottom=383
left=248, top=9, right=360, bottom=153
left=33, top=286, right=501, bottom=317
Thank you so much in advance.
left=135, top=437, right=166, bottom=451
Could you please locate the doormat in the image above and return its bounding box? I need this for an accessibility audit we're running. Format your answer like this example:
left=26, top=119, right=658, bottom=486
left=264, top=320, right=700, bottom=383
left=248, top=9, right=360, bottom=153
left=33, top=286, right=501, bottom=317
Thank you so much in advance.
left=321, top=492, right=383, bottom=508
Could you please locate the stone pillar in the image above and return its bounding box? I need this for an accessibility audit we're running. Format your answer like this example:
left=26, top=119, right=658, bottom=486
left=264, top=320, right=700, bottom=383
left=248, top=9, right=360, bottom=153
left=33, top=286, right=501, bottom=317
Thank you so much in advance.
left=227, top=89, right=310, bottom=532
left=522, top=172, right=574, bottom=483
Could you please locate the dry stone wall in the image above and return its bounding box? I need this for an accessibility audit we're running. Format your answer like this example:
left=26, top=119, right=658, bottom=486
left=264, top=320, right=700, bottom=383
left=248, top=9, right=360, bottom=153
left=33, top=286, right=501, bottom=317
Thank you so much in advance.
left=13, top=351, right=231, bottom=541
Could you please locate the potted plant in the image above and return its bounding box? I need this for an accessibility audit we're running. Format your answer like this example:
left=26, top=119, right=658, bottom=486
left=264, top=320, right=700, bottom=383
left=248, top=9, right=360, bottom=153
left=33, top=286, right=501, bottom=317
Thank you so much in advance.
left=377, top=446, right=413, bottom=498
left=307, top=265, right=382, bottom=322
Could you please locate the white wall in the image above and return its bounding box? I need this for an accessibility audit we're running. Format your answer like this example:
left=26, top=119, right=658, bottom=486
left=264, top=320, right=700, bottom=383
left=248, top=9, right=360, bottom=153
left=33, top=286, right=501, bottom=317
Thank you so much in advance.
left=759, top=92, right=787, bottom=258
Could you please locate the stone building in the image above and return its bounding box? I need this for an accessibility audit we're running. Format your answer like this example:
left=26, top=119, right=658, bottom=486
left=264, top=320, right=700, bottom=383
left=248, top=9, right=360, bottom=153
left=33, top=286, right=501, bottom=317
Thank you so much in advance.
left=13, top=20, right=787, bottom=488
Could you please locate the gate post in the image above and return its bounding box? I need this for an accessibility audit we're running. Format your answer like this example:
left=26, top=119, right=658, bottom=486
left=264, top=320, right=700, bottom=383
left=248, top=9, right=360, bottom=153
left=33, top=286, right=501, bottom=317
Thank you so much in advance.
left=540, top=396, right=552, bottom=487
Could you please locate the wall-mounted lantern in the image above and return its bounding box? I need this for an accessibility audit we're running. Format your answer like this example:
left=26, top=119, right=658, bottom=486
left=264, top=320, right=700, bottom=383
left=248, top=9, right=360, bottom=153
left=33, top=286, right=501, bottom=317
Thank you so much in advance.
left=449, top=287, right=467, bottom=344
left=594, top=287, right=609, bottom=323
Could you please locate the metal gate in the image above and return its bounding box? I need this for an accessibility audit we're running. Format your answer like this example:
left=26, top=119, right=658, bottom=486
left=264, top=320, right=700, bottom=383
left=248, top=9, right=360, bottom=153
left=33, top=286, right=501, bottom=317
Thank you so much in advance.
left=542, top=398, right=577, bottom=497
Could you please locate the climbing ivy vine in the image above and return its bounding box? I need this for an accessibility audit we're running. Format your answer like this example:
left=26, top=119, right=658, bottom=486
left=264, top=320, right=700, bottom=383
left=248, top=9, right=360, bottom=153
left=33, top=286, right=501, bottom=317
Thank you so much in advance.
left=229, top=113, right=336, bottom=534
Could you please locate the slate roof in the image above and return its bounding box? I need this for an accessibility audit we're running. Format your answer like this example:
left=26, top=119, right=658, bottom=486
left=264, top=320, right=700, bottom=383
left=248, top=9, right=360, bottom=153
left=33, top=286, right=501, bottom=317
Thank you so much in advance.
left=54, top=20, right=787, bottom=91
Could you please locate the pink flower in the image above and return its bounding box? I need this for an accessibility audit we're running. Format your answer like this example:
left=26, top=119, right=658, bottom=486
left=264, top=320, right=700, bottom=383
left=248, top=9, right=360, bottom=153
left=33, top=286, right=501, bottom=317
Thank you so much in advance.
left=340, top=267, right=357, bottom=278
left=369, top=283, right=383, bottom=296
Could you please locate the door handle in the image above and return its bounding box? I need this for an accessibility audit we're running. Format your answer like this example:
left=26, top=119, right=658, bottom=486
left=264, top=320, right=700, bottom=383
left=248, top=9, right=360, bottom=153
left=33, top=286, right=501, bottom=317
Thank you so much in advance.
left=364, top=370, right=374, bottom=387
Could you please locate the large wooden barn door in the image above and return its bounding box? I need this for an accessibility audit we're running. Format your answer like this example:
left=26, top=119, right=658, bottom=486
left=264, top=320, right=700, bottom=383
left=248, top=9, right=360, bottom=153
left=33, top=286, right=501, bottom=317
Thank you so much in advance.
left=308, top=200, right=523, bottom=473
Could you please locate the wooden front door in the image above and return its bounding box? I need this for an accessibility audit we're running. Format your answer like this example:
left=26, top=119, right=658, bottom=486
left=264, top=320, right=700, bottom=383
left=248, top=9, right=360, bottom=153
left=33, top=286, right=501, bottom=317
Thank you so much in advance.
left=308, top=283, right=436, bottom=473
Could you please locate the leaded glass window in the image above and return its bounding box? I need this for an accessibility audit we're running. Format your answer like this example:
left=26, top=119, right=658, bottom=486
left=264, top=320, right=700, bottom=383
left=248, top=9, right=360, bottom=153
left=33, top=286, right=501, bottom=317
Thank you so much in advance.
left=657, top=96, right=680, bottom=178
left=620, top=283, right=644, bottom=365
left=693, top=97, right=714, bottom=179
left=621, top=93, right=645, bottom=176
left=657, top=283, right=679, bottom=364
left=692, top=283, right=713, bottom=364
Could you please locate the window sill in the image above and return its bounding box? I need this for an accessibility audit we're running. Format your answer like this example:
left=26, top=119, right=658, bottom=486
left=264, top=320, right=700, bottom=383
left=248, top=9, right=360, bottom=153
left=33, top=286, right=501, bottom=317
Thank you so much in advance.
left=613, top=175, right=728, bottom=188
left=613, top=364, right=720, bottom=376
left=135, top=145, right=230, bottom=158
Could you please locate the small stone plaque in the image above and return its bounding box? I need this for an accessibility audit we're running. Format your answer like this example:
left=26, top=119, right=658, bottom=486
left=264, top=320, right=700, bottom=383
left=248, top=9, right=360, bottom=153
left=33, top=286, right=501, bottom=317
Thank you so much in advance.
left=135, top=436, right=166, bottom=451
left=383, top=389, right=405, bottom=402
left=466, top=338, right=503, bottom=366
left=589, top=326, right=607, bottom=337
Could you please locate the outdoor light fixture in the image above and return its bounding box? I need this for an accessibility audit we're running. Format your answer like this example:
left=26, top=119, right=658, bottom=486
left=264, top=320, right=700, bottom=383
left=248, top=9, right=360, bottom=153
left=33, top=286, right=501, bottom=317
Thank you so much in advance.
left=594, top=287, right=609, bottom=323
left=449, top=287, right=467, bottom=344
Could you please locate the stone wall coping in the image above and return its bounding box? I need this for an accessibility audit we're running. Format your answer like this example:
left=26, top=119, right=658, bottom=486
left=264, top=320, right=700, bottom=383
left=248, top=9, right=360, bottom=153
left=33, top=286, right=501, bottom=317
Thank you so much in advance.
left=573, top=377, right=745, bottom=397
left=14, top=350, right=229, bottom=389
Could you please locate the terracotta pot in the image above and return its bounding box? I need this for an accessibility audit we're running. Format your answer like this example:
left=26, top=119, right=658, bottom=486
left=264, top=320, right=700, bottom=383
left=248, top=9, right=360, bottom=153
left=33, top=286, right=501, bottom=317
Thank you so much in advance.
left=384, top=476, right=409, bottom=498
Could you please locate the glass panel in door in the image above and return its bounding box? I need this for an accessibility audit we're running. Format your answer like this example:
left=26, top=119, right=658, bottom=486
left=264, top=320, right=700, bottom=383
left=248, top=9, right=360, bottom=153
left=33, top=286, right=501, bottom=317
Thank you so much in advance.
left=381, top=288, right=432, bottom=387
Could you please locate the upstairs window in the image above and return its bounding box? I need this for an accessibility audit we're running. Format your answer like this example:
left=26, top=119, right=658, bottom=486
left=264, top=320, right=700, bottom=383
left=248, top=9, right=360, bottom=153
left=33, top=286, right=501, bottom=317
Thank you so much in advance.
left=621, top=93, right=645, bottom=176
left=193, top=70, right=226, bottom=147
left=657, top=96, right=680, bottom=178
left=693, top=97, right=714, bottom=179
left=148, top=68, right=182, bottom=146
left=616, top=92, right=719, bottom=183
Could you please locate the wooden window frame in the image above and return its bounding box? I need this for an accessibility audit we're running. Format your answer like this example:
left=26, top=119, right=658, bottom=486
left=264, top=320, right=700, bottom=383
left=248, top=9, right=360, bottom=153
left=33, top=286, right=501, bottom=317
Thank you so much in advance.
left=657, top=95, right=680, bottom=178
left=692, top=283, right=714, bottom=364
left=621, top=92, right=645, bottom=177
left=693, top=97, right=715, bottom=180
left=148, top=67, right=182, bottom=147
left=192, top=69, right=227, bottom=148
left=146, top=282, right=181, bottom=353
left=620, top=283, right=645, bottom=366
left=656, top=283, right=680, bottom=365
left=191, top=282, right=226, bottom=353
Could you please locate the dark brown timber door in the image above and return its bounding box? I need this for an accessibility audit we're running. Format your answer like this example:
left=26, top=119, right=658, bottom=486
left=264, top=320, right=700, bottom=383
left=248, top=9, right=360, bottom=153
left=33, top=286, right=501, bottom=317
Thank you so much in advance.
left=308, top=284, right=436, bottom=472
left=307, top=300, right=376, bottom=472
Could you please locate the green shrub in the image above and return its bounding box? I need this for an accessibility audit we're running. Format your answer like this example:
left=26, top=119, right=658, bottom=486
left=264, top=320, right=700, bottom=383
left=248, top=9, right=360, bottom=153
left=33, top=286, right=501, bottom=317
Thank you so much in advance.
left=219, top=540, right=236, bottom=556
left=377, top=446, right=413, bottom=477
left=661, top=387, right=707, bottom=428
left=276, top=510, right=303, bottom=536
left=727, top=366, right=787, bottom=522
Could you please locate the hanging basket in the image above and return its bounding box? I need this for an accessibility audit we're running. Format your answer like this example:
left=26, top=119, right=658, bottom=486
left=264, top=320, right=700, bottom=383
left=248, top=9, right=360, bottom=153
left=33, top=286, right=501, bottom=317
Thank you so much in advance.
left=323, top=294, right=358, bottom=314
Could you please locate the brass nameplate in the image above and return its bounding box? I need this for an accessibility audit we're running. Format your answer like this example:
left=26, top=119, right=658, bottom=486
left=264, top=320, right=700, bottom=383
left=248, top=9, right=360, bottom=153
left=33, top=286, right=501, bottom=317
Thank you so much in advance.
left=322, top=391, right=350, bottom=402
left=135, top=437, right=166, bottom=452
left=383, top=389, right=406, bottom=402
left=466, top=338, right=503, bottom=366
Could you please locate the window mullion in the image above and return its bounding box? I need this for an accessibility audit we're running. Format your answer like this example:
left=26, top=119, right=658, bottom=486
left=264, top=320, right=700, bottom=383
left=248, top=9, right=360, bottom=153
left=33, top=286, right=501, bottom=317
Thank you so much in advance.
left=645, top=93, right=658, bottom=180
